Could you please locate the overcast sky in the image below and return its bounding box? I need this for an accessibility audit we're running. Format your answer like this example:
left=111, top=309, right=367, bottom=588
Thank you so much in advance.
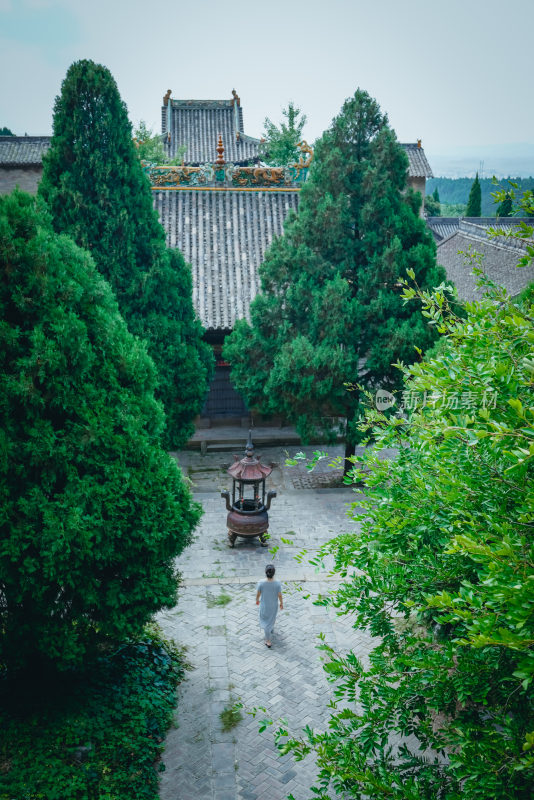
left=1, top=0, right=533, bottom=174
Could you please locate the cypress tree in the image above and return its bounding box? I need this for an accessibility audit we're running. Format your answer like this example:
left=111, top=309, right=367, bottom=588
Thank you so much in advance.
left=432, top=187, right=440, bottom=203
left=466, top=172, right=482, bottom=216
left=496, top=191, right=513, bottom=217
left=0, top=191, right=200, bottom=671
left=39, top=60, right=213, bottom=448
left=224, top=89, right=444, bottom=469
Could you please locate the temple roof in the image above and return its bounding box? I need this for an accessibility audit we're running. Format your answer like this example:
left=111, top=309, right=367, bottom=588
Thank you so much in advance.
left=0, top=136, right=51, bottom=166
left=400, top=142, right=433, bottom=178
left=162, top=93, right=261, bottom=164
left=162, top=93, right=432, bottom=178
left=153, top=188, right=298, bottom=331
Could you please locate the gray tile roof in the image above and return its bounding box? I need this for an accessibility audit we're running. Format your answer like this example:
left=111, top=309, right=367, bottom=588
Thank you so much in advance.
left=400, top=143, right=433, bottom=178
left=426, top=217, right=460, bottom=242
left=162, top=97, right=261, bottom=164
left=153, top=188, right=298, bottom=330
left=427, top=216, right=532, bottom=243
left=435, top=218, right=533, bottom=301
left=0, top=136, right=51, bottom=166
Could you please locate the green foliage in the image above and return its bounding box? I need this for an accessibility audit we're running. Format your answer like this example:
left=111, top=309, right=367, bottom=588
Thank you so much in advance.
left=440, top=201, right=467, bottom=217
left=39, top=60, right=213, bottom=448
left=490, top=183, right=534, bottom=265
left=0, top=127, right=13, bottom=136
left=0, top=190, right=200, bottom=670
left=260, top=102, right=307, bottom=166
left=424, top=193, right=441, bottom=216
left=225, top=89, right=443, bottom=450
left=427, top=177, right=534, bottom=217
left=466, top=172, right=482, bottom=216
left=432, top=187, right=440, bottom=203
left=0, top=626, right=185, bottom=799
left=496, top=191, right=513, bottom=217
left=275, top=277, right=534, bottom=798
left=134, top=120, right=167, bottom=163
left=515, top=281, right=534, bottom=307
left=133, top=121, right=187, bottom=166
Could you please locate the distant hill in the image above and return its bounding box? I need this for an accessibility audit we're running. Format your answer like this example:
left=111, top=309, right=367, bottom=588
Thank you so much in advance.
left=426, top=177, right=534, bottom=217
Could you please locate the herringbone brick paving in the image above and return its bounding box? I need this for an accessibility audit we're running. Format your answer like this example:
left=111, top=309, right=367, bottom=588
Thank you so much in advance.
left=158, top=446, right=380, bottom=800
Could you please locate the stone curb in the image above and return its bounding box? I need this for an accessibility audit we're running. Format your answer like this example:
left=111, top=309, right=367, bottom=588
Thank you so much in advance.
left=182, top=573, right=357, bottom=587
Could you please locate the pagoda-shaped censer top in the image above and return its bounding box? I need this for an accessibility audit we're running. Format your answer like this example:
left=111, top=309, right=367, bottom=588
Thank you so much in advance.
left=227, top=430, right=272, bottom=482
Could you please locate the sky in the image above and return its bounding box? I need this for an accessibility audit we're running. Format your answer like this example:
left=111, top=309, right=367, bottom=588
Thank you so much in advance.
left=1, top=0, right=533, bottom=176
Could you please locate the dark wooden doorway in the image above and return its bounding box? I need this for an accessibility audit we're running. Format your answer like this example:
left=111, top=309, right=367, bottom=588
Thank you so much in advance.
left=201, top=365, right=248, bottom=420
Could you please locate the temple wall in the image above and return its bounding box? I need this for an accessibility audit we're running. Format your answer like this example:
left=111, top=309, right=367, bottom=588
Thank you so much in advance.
left=407, top=175, right=426, bottom=216
left=0, top=167, right=43, bottom=195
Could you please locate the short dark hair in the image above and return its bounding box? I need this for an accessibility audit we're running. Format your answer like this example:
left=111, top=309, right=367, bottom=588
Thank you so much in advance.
left=265, top=564, right=275, bottom=578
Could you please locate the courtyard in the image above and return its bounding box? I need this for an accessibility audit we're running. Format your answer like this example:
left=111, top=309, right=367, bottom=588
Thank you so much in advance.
left=157, top=444, right=375, bottom=800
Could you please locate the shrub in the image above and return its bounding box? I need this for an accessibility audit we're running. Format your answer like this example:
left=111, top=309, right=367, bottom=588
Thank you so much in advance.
left=275, top=277, right=534, bottom=799
left=0, top=191, right=200, bottom=671
left=0, top=627, right=185, bottom=799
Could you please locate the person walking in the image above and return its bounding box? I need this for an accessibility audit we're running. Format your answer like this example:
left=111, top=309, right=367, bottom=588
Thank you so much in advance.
left=256, top=564, right=283, bottom=648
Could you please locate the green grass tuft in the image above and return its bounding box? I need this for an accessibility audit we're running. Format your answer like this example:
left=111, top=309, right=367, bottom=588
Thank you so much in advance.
left=219, top=702, right=243, bottom=732
left=206, top=592, right=232, bottom=608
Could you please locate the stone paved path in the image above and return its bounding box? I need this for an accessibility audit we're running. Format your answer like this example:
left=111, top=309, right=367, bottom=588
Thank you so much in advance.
left=157, top=446, right=378, bottom=800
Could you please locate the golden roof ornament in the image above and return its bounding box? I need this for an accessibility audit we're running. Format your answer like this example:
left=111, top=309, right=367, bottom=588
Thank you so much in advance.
left=163, top=89, right=172, bottom=106
left=231, top=88, right=241, bottom=107
left=216, top=135, right=225, bottom=166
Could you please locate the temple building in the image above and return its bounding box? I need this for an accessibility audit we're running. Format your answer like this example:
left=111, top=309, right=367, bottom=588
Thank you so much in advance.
left=146, top=91, right=313, bottom=421
left=3, top=91, right=530, bottom=422
left=0, top=136, right=50, bottom=194
left=147, top=90, right=434, bottom=422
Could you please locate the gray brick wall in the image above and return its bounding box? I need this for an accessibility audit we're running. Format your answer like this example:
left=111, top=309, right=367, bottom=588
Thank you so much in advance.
left=0, top=167, right=43, bottom=195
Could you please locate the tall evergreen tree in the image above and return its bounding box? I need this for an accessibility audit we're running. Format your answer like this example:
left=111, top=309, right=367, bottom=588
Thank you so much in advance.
left=496, top=191, right=513, bottom=217
left=432, top=187, right=440, bottom=203
left=0, top=191, right=200, bottom=671
left=224, top=90, right=444, bottom=468
left=39, top=60, right=213, bottom=448
left=466, top=171, right=482, bottom=216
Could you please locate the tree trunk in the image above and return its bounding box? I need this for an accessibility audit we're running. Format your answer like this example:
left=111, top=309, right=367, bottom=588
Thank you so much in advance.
left=344, top=439, right=356, bottom=477
left=343, top=396, right=359, bottom=477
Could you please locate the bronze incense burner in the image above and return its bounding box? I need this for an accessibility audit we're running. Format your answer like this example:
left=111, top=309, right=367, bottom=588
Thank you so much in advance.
left=221, top=431, right=276, bottom=547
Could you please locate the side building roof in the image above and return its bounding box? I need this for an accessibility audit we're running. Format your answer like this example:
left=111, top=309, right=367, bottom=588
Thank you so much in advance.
left=427, top=216, right=530, bottom=243
left=0, top=136, right=51, bottom=166
left=434, top=218, right=533, bottom=302
left=399, top=142, right=433, bottom=178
